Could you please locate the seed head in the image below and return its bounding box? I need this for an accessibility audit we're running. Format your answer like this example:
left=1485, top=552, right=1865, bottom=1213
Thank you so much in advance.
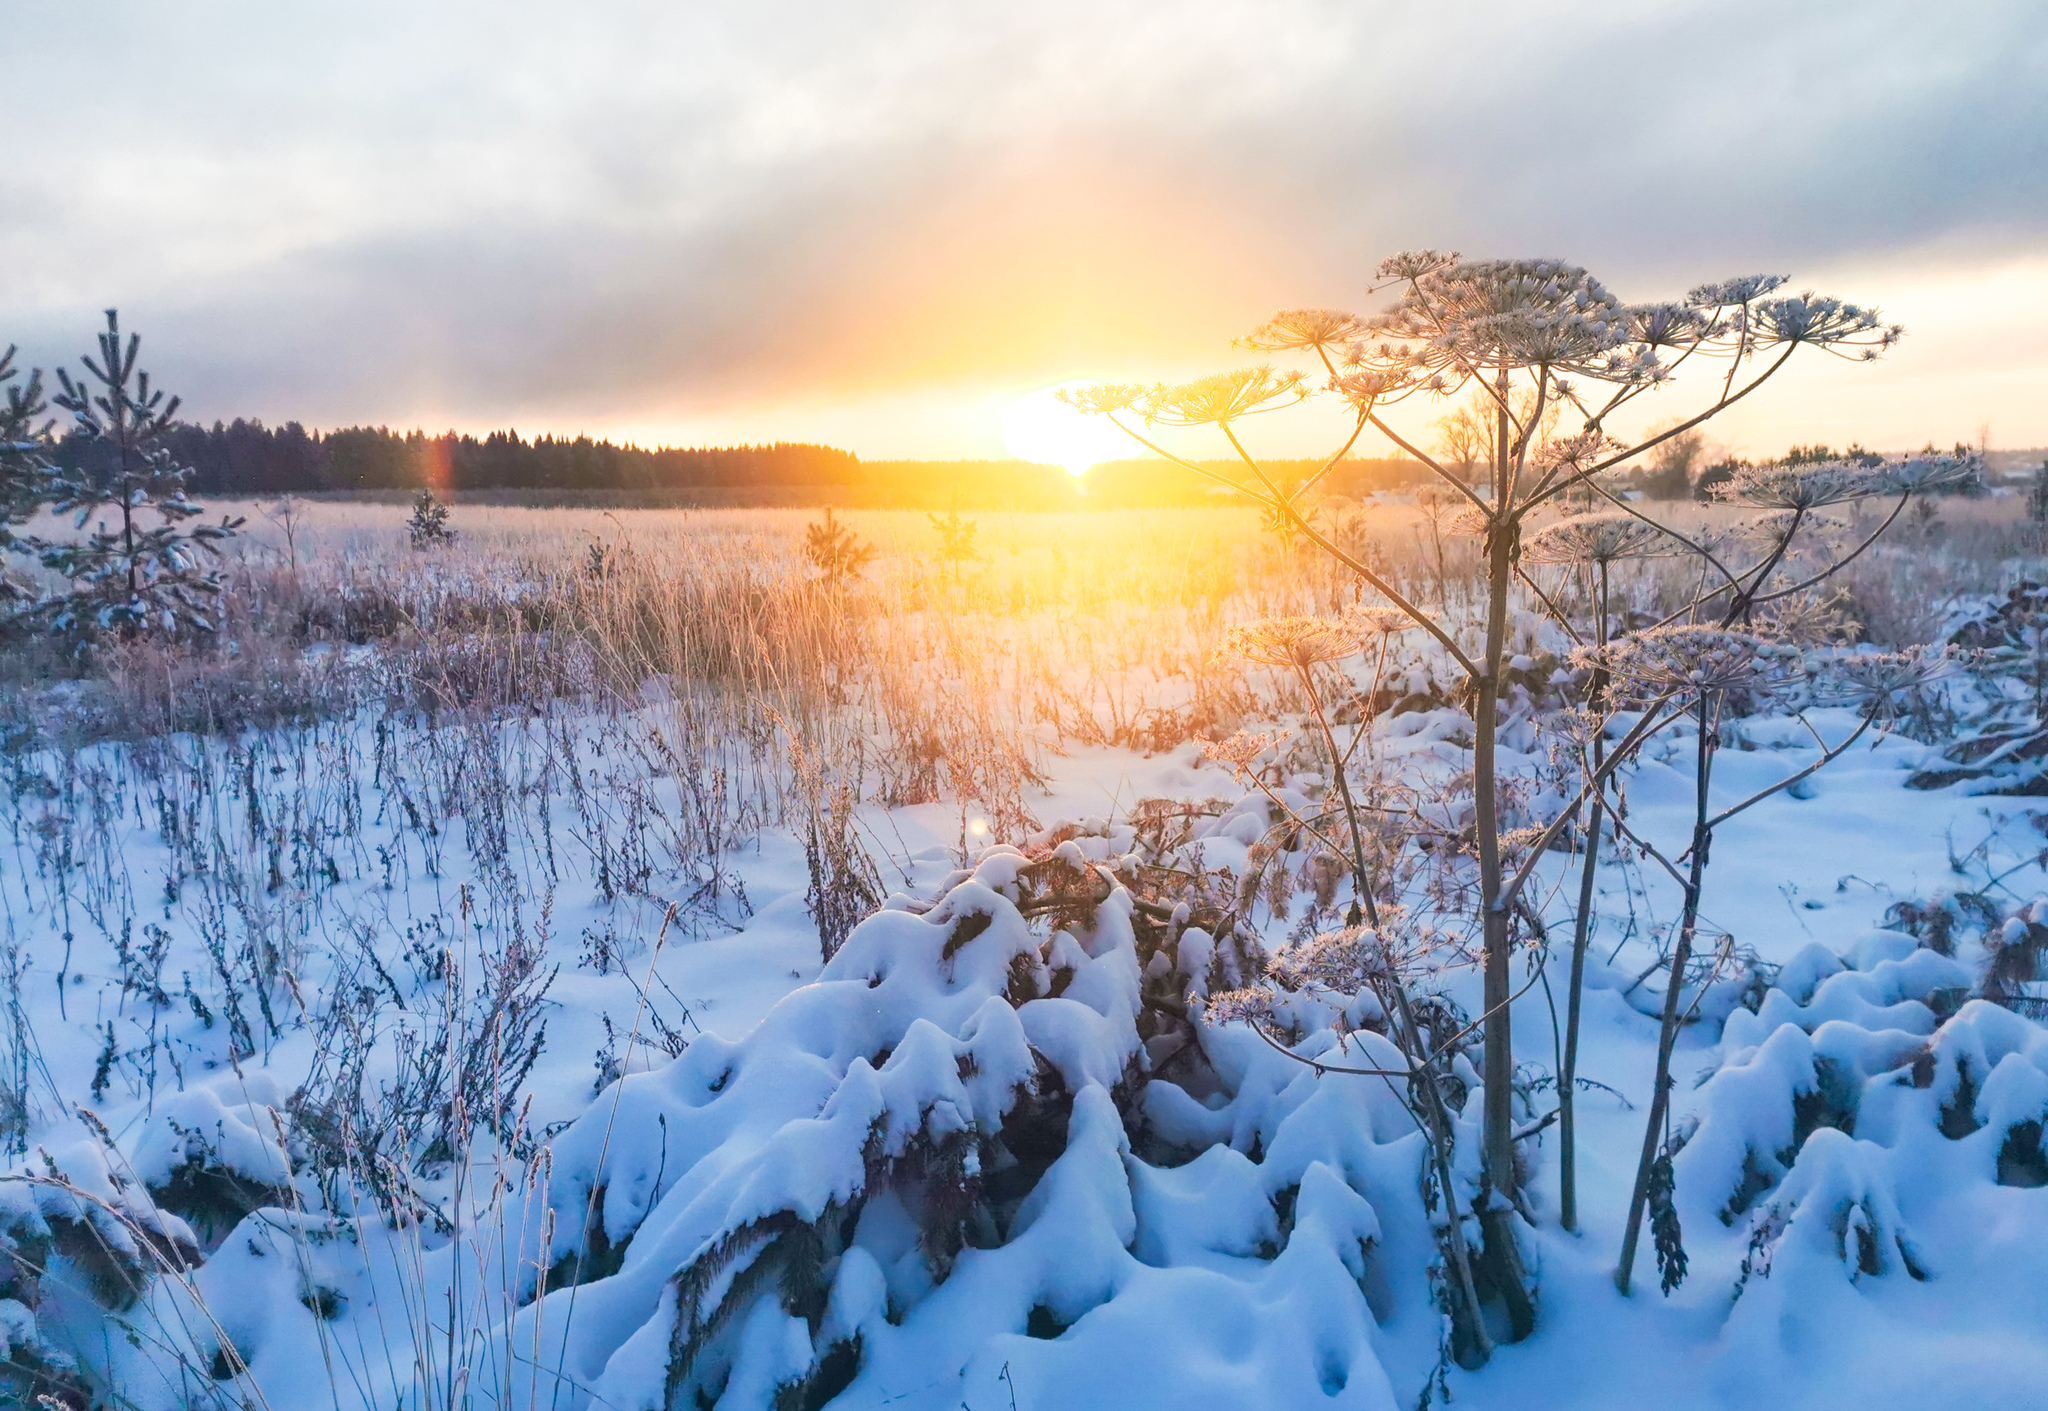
left=1750, top=293, right=1902, bottom=358
left=1224, top=616, right=1358, bottom=669
left=1055, top=383, right=1144, bottom=416
left=1345, top=604, right=1416, bottom=638
left=1811, top=645, right=1960, bottom=718
left=1714, top=460, right=1881, bottom=511
left=1240, top=308, right=1365, bottom=354
left=1871, top=452, right=1982, bottom=496
left=1576, top=625, right=1785, bottom=701
left=1523, top=511, right=1672, bottom=565
left=1270, top=926, right=1393, bottom=994
left=1357, top=257, right=1647, bottom=394
left=1684, top=274, right=1788, bottom=309
left=1139, top=368, right=1309, bottom=427
left=1544, top=706, right=1607, bottom=752
left=1202, top=729, right=1283, bottom=771
left=1201, top=987, right=1277, bottom=1026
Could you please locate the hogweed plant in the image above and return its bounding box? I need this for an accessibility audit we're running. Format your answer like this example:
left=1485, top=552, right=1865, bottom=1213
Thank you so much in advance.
left=1210, top=615, right=1502, bottom=1363
left=1586, top=630, right=1959, bottom=1294
left=1067, top=251, right=1980, bottom=1340
left=1521, top=508, right=1674, bottom=1234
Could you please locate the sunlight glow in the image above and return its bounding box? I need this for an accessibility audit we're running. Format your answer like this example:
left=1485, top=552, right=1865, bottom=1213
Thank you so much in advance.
left=1000, top=382, right=1136, bottom=477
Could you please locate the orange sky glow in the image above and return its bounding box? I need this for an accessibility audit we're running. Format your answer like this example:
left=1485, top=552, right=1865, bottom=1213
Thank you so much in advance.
left=590, top=245, right=2048, bottom=467
left=9, top=1, right=2043, bottom=467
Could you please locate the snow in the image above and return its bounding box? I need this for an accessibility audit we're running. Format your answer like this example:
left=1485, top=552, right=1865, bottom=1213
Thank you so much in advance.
left=3, top=663, right=2047, bottom=1410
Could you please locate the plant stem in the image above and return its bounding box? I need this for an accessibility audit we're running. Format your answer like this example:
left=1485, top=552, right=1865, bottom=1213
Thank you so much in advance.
left=1616, top=693, right=1715, bottom=1293
left=1558, top=559, right=1610, bottom=1234
left=1295, top=664, right=1379, bottom=929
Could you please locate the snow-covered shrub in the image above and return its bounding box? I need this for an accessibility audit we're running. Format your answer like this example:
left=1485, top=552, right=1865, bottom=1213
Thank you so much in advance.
left=1682, top=932, right=1970, bottom=1225
left=0, top=1133, right=239, bottom=1411
left=1882, top=889, right=2004, bottom=958
left=129, top=1073, right=296, bottom=1249
left=1657, top=913, right=2048, bottom=1326
left=1902, top=584, right=2048, bottom=790
left=1731, top=1127, right=1926, bottom=1307
left=508, top=849, right=1436, bottom=1410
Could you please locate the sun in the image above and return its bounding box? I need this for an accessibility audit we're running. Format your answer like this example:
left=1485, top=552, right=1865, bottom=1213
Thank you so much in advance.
left=1000, top=381, right=1134, bottom=477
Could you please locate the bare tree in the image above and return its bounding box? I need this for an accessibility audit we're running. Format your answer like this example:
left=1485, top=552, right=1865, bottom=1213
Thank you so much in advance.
left=1635, top=423, right=1710, bottom=500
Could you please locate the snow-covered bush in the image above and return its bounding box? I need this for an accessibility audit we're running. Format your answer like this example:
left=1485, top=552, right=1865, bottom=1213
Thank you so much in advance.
left=507, top=847, right=1442, bottom=1410
left=130, top=1073, right=296, bottom=1248
left=1659, top=927, right=2048, bottom=1323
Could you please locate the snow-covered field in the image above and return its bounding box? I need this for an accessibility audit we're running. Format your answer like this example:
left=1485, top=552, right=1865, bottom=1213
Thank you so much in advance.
left=2, top=506, right=2044, bottom=1411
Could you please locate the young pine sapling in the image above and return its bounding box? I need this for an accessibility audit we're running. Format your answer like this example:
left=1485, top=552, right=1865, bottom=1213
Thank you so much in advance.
left=42, top=311, right=241, bottom=638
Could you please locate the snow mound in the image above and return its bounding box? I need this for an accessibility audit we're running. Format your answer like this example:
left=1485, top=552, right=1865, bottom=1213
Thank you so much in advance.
left=509, top=850, right=1437, bottom=1411
left=1722, top=933, right=1969, bottom=1049
left=1674, top=927, right=2048, bottom=1339
left=130, top=1071, right=296, bottom=1247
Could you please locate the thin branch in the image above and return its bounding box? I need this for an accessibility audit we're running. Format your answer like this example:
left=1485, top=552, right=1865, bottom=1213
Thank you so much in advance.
left=1719, top=506, right=1806, bottom=625
left=1250, top=1019, right=1414, bottom=1078
left=1697, top=711, right=1883, bottom=836
left=1364, top=413, right=1495, bottom=520
left=1600, top=809, right=1693, bottom=891
left=1200, top=421, right=1480, bottom=675
left=1586, top=478, right=1745, bottom=598
left=1516, top=565, right=1585, bottom=647
left=1422, top=951, right=1556, bottom=1061
left=1288, top=411, right=1371, bottom=507
left=1751, top=493, right=1911, bottom=606
left=1103, top=414, right=1269, bottom=500
left=1495, top=700, right=1687, bottom=912
left=1527, top=345, right=1801, bottom=512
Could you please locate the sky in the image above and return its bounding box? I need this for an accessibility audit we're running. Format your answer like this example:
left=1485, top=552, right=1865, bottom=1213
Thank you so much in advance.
left=6, top=0, right=2046, bottom=463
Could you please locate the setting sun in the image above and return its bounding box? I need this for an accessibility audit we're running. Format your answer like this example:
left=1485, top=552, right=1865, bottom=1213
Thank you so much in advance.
left=1000, top=381, right=1136, bottom=476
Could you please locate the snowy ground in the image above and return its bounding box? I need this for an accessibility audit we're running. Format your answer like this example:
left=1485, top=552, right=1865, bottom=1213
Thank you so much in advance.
left=1, top=687, right=2043, bottom=1411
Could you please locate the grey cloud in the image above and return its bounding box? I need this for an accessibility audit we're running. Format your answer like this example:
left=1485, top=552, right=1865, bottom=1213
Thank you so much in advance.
left=4, top=0, right=2042, bottom=433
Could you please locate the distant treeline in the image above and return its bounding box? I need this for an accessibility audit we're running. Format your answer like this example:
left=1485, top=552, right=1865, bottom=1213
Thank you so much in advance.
left=47, top=418, right=1438, bottom=508
left=50, top=422, right=860, bottom=497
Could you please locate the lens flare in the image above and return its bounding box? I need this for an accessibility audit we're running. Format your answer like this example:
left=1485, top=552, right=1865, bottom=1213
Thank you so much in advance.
left=1001, top=381, right=1134, bottom=477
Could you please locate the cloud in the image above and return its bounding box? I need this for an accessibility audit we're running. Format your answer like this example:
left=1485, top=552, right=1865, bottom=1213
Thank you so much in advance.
left=4, top=0, right=2043, bottom=452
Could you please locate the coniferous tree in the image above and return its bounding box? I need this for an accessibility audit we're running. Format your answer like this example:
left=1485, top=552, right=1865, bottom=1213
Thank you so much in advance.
left=407, top=488, right=456, bottom=548
left=0, top=345, right=54, bottom=609
left=802, top=507, right=874, bottom=585
left=927, top=507, right=980, bottom=579
left=42, top=311, right=241, bottom=637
